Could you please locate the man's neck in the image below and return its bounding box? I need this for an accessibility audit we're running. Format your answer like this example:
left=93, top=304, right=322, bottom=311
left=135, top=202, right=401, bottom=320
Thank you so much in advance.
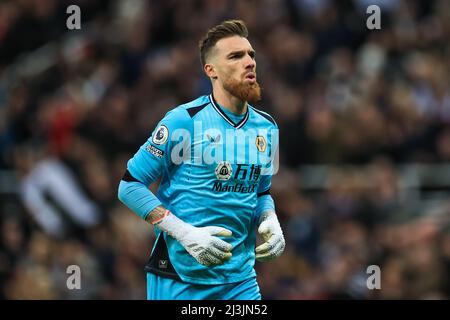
left=212, top=86, right=247, bottom=115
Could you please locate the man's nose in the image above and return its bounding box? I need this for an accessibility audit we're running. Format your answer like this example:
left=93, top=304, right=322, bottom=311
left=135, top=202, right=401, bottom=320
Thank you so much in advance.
left=244, top=54, right=255, bottom=70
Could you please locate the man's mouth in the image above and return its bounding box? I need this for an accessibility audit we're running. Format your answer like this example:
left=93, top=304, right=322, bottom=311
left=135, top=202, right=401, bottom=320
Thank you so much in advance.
left=244, top=73, right=256, bottom=82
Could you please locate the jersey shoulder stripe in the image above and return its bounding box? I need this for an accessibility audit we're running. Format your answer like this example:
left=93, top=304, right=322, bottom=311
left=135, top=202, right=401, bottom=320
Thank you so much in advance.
left=250, top=106, right=277, bottom=126
left=186, top=102, right=209, bottom=118
left=158, top=96, right=210, bottom=126
left=173, top=95, right=211, bottom=120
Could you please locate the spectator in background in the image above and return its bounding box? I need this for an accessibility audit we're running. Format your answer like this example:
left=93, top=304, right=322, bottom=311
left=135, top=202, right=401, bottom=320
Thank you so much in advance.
left=14, top=144, right=100, bottom=239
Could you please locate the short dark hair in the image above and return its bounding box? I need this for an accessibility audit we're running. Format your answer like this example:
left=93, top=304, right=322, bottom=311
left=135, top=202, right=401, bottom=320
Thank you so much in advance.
left=198, top=20, right=249, bottom=66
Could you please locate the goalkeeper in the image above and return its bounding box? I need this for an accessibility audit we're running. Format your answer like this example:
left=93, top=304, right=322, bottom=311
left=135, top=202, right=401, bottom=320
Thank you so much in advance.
left=118, top=20, right=285, bottom=300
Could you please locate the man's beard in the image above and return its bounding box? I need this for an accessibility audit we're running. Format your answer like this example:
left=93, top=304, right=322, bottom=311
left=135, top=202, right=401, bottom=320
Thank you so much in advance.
left=223, top=76, right=261, bottom=105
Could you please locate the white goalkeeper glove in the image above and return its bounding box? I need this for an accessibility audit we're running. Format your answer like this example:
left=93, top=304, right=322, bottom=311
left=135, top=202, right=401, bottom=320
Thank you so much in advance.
left=255, top=211, right=285, bottom=262
left=155, top=211, right=233, bottom=267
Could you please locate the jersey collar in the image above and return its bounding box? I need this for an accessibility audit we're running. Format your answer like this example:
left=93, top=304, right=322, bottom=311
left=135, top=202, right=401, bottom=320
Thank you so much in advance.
left=209, top=94, right=249, bottom=129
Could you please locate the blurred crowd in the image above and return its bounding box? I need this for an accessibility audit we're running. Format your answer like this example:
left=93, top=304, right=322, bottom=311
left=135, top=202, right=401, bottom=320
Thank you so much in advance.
left=1, top=0, right=450, bottom=299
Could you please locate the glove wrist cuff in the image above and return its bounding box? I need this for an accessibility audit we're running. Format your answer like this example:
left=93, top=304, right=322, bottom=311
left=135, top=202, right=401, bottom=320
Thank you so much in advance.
left=258, top=210, right=276, bottom=225
left=155, top=212, right=195, bottom=242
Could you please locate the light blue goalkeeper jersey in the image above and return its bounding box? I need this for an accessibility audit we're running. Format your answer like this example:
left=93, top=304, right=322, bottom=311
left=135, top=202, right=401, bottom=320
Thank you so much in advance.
left=119, top=94, right=278, bottom=285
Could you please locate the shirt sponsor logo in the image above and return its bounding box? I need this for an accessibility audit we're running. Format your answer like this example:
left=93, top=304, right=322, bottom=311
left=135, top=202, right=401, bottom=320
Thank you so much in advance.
left=212, top=182, right=257, bottom=193
left=212, top=164, right=262, bottom=193
left=215, top=161, right=232, bottom=180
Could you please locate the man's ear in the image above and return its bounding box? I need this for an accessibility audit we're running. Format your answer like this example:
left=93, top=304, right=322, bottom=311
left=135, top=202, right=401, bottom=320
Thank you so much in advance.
left=204, top=63, right=218, bottom=80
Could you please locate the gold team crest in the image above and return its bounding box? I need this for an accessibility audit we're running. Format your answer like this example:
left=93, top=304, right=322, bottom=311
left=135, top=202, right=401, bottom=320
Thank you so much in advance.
left=255, top=135, right=266, bottom=152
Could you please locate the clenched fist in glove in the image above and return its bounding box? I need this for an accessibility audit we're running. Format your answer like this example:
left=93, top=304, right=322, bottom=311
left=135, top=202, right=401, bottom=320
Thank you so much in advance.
left=154, top=210, right=233, bottom=267
left=255, top=211, right=285, bottom=262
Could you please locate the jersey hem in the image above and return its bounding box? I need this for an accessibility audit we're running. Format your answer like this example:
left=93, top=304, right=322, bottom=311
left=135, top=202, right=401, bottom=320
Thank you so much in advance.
left=176, top=270, right=257, bottom=285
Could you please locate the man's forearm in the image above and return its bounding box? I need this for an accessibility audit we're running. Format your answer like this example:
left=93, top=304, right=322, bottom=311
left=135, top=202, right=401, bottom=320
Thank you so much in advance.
left=255, top=194, right=275, bottom=222
left=118, top=179, right=162, bottom=220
